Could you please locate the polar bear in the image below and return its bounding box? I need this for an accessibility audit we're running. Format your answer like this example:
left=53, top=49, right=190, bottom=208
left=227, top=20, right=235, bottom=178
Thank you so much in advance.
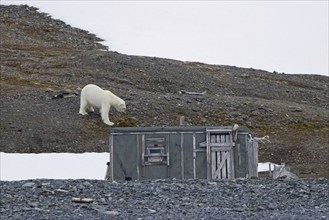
left=79, top=84, right=126, bottom=126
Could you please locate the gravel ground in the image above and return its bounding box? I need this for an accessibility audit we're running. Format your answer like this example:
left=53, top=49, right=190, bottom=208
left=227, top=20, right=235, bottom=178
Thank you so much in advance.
left=0, top=178, right=328, bottom=219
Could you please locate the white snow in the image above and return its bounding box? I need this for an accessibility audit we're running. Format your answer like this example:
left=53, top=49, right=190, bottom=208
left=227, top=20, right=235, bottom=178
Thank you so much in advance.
left=0, top=152, right=109, bottom=181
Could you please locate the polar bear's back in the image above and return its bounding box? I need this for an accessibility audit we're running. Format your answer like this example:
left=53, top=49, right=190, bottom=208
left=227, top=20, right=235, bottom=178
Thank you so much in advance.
left=81, top=84, right=107, bottom=107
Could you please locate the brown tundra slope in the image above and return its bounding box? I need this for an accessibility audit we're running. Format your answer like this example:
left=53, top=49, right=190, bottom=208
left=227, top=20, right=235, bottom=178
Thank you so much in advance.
left=0, top=5, right=328, bottom=177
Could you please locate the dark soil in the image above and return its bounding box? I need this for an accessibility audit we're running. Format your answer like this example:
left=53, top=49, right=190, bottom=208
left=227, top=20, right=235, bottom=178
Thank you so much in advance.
left=1, top=4, right=328, bottom=179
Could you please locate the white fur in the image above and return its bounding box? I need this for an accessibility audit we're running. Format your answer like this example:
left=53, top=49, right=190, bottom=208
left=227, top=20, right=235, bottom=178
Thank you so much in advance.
left=79, top=84, right=126, bottom=126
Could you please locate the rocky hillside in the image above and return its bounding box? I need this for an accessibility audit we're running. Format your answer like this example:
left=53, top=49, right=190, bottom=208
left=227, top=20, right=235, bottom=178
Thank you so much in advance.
left=0, top=5, right=328, bottom=177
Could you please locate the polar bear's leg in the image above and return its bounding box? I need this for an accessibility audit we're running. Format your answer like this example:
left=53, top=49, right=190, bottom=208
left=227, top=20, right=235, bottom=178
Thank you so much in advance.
left=88, top=105, right=95, bottom=112
left=79, top=99, right=88, bottom=115
left=101, top=105, right=114, bottom=126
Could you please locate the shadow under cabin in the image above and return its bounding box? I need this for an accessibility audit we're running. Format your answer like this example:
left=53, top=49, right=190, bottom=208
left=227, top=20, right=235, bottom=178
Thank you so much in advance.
left=105, top=125, right=259, bottom=181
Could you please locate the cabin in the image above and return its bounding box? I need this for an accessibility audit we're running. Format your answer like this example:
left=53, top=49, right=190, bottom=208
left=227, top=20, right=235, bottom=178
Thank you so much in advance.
left=105, top=125, right=258, bottom=181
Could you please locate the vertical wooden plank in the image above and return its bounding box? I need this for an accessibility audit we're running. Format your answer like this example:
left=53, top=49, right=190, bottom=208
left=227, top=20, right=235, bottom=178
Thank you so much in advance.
left=210, top=134, right=215, bottom=179
left=206, top=131, right=211, bottom=179
left=218, top=135, right=222, bottom=179
left=228, top=131, right=234, bottom=179
left=180, top=133, right=184, bottom=179
left=269, top=163, right=272, bottom=178
left=222, top=151, right=227, bottom=179
left=227, top=149, right=231, bottom=179
left=211, top=134, right=216, bottom=143
left=136, top=135, right=140, bottom=180
left=228, top=133, right=233, bottom=179
left=216, top=134, right=220, bottom=143
left=141, top=134, right=145, bottom=177
left=179, top=116, right=185, bottom=126
left=217, top=151, right=222, bottom=179
left=105, top=133, right=113, bottom=181
left=167, top=134, right=170, bottom=178
left=193, top=133, right=196, bottom=179
left=253, top=140, right=259, bottom=178
left=110, top=133, right=114, bottom=181
left=221, top=135, right=227, bottom=179
left=230, top=149, right=235, bottom=179
left=247, top=140, right=258, bottom=178
left=235, top=143, right=241, bottom=178
left=212, top=151, right=216, bottom=179
left=247, top=140, right=252, bottom=178
left=214, top=151, right=224, bottom=179
left=244, top=134, right=249, bottom=178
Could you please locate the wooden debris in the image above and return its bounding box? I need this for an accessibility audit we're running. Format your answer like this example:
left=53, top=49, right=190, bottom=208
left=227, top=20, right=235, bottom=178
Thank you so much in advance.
left=253, top=136, right=271, bottom=143
left=179, top=90, right=206, bottom=95
left=71, top=197, right=94, bottom=203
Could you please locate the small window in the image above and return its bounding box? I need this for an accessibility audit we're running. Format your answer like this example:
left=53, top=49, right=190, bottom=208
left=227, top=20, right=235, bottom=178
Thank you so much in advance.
left=149, top=149, right=162, bottom=155
left=143, top=137, right=168, bottom=165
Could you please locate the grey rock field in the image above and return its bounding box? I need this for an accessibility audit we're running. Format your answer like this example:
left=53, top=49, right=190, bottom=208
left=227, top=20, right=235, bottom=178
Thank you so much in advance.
left=1, top=178, right=328, bottom=219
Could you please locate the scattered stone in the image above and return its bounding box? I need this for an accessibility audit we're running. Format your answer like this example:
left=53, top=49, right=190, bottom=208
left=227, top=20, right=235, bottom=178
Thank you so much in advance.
left=104, top=210, right=119, bottom=215
left=5, top=179, right=329, bottom=219
left=288, top=106, right=303, bottom=112
left=51, top=89, right=78, bottom=99
left=148, top=208, right=156, bottom=213
left=207, top=181, right=217, bottom=185
left=22, top=182, right=35, bottom=187
left=55, top=189, right=69, bottom=193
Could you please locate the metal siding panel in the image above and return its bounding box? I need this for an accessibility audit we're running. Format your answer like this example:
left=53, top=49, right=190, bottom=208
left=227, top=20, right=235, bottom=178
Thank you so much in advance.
left=169, top=134, right=182, bottom=179
left=136, top=135, right=140, bottom=180
left=180, top=133, right=184, bottom=179
left=196, top=152, right=207, bottom=179
left=195, top=133, right=207, bottom=179
left=113, top=134, right=138, bottom=180
left=141, top=166, right=168, bottom=180
left=235, top=133, right=247, bottom=178
left=183, top=133, right=195, bottom=179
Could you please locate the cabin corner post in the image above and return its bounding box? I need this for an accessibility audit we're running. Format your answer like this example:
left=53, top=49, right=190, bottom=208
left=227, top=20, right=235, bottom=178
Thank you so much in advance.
left=206, top=130, right=211, bottom=180
left=180, top=133, right=185, bottom=179
left=136, top=134, right=140, bottom=180
left=192, top=133, right=196, bottom=179
left=105, top=129, right=114, bottom=181
left=247, top=139, right=258, bottom=178
left=253, top=140, right=259, bottom=178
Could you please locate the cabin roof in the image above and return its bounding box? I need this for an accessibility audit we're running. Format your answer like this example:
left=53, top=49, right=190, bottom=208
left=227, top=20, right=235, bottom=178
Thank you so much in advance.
left=110, top=125, right=252, bottom=134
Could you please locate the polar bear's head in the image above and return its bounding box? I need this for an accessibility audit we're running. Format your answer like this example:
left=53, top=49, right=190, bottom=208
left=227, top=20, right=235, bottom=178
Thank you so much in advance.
left=115, top=101, right=126, bottom=113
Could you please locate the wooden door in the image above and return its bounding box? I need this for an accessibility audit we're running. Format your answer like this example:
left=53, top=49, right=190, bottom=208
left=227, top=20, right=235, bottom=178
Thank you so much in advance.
left=208, top=131, right=235, bottom=179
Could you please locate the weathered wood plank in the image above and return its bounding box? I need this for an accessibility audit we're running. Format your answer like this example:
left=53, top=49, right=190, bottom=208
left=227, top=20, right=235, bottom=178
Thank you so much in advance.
left=227, top=150, right=232, bottom=179
left=221, top=151, right=227, bottom=179
left=211, top=146, right=233, bottom=152
left=209, top=143, right=233, bottom=147
left=212, top=150, right=217, bottom=179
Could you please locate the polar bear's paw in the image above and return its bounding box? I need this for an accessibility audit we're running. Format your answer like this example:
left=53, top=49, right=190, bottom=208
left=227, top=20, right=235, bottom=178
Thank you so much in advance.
left=104, top=121, right=115, bottom=126
left=79, top=110, right=88, bottom=115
